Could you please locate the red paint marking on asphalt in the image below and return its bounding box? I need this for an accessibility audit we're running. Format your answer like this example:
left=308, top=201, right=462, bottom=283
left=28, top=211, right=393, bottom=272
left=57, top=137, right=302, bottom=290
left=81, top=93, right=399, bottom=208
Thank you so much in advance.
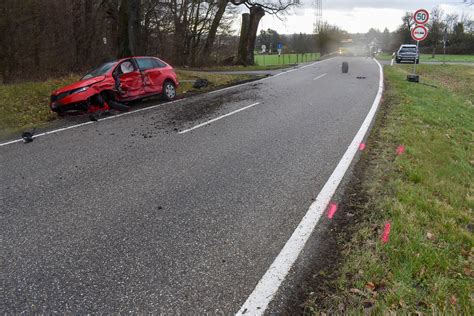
left=396, top=145, right=405, bottom=155
left=359, top=143, right=366, bottom=151
left=381, top=222, right=391, bottom=244
left=327, top=203, right=338, bottom=219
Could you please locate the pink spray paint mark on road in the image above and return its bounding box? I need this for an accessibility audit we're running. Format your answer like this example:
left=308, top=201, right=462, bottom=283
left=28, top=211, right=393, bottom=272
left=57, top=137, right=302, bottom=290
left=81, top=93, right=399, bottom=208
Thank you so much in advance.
left=327, top=203, right=338, bottom=219
left=381, top=222, right=391, bottom=244
left=359, top=143, right=366, bottom=151
left=396, top=145, right=405, bottom=155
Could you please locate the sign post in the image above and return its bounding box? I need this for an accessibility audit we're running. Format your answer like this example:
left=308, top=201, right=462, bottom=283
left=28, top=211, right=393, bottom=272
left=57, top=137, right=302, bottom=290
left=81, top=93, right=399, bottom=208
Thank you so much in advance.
left=408, top=9, right=429, bottom=83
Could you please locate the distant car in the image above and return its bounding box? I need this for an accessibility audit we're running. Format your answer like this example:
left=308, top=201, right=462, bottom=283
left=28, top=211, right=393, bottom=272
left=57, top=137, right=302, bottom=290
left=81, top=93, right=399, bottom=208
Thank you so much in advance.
left=395, top=45, right=419, bottom=64
left=50, top=56, right=179, bottom=114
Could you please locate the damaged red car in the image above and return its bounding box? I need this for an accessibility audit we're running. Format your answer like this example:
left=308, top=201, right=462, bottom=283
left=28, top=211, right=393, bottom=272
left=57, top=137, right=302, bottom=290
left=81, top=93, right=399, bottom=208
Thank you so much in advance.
left=50, top=56, right=179, bottom=114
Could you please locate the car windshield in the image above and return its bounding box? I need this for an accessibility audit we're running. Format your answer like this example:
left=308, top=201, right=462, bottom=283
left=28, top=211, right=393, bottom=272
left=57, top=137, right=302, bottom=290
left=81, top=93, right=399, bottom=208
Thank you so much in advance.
left=81, top=62, right=116, bottom=80
left=400, top=47, right=417, bottom=53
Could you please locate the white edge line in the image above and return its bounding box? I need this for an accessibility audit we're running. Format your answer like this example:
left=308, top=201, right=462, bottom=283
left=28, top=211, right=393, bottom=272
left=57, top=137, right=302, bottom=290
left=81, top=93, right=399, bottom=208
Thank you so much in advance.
left=178, top=102, right=260, bottom=134
left=313, top=73, right=327, bottom=80
left=0, top=57, right=335, bottom=148
left=236, top=58, right=384, bottom=316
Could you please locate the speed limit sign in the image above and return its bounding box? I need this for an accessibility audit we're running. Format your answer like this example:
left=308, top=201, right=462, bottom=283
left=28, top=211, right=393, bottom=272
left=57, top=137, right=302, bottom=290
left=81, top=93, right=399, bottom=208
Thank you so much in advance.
left=414, top=9, right=429, bottom=25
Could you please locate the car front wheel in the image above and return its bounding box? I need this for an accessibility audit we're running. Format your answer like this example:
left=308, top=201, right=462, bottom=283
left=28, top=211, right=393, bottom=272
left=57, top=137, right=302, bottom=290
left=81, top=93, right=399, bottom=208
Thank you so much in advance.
left=162, top=81, right=176, bottom=101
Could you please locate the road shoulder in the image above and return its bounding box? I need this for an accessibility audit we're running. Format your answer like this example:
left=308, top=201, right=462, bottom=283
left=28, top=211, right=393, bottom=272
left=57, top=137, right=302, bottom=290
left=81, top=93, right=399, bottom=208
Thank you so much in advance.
left=289, top=64, right=473, bottom=314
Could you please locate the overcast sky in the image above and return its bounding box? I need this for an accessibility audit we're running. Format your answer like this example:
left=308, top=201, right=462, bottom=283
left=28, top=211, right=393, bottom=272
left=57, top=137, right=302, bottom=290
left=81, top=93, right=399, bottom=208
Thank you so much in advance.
left=252, top=0, right=473, bottom=34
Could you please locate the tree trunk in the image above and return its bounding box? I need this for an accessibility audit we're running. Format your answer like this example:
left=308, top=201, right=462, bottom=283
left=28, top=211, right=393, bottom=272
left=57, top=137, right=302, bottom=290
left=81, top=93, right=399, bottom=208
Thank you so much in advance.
left=236, top=13, right=250, bottom=65
left=200, top=0, right=228, bottom=66
left=245, top=6, right=265, bottom=65
left=117, top=0, right=140, bottom=58
left=128, top=0, right=140, bottom=55
left=236, top=6, right=265, bottom=66
left=118, top=0, right=130, bottom=57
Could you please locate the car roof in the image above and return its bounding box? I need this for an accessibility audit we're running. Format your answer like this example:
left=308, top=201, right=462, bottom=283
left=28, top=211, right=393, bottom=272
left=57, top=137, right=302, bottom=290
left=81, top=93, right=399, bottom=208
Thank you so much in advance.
left=116, top=56, right=167, bottom=64
left=400, top=44, right=417, bottom=47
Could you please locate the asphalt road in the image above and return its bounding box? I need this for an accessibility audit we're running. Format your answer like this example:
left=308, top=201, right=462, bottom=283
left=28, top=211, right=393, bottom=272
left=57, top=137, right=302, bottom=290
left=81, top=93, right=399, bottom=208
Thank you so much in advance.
left=1, top=57, right=380, bottom=313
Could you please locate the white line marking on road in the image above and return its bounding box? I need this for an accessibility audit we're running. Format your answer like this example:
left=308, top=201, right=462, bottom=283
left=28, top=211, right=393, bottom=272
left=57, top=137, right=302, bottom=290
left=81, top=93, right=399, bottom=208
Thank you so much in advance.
left=0, top=58, right=336, bottom=148
left=178, top=102, right=260, bottom=134
left=0, top=121, right=95, bottom=147
left=313, top=73, right=327, bottom=80
left=236, top=58, right=384, bottom=316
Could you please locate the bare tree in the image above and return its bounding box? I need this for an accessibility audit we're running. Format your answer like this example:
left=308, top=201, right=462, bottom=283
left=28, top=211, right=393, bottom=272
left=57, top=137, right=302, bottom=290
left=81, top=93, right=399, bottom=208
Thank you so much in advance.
left=231, top=0, right=296, bottom=65
left=117, top=0, right=142, bottom=58
left=428, top=7, right=445, bottom=57
left=199, top=0, right=229, bottom=66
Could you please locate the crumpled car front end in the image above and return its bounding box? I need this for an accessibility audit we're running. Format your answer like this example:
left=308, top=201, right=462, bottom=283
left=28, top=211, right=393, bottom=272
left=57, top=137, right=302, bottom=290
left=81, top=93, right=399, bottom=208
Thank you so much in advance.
left=50, top=75, right=109, bottom=113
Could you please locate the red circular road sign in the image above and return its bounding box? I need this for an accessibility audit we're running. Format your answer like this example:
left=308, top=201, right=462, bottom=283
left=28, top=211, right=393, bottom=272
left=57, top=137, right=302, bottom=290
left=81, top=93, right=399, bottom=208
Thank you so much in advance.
left=414, top=9, right=430, bottom=25
left=411, top=25, right=428, bottom=42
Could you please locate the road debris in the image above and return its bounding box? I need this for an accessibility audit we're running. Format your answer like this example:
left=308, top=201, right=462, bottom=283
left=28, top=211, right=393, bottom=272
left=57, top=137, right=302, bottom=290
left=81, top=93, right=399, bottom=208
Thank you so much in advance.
left=193, top=78, right=209, bottom=89
left=21, top=128, right=36, bottom=143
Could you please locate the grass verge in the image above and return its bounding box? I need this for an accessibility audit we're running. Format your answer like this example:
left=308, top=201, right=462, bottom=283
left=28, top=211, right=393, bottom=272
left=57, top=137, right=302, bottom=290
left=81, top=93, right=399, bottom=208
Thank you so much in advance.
left=377, top=52, right=474, bottom=62
left=0, top=70, right=256, bottom=137
left=304, top=64, right=473, bottom=314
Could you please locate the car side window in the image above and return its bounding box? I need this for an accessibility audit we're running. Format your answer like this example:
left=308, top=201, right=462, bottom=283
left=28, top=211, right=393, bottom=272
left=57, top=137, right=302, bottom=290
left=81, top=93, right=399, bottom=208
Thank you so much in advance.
left=152, top=58, right=167, bottom=68
left=115, top=60, right=136, bottom=76
left=136, top=58, right=156, bottom=71
left=121, top=61, right=135, bottom=73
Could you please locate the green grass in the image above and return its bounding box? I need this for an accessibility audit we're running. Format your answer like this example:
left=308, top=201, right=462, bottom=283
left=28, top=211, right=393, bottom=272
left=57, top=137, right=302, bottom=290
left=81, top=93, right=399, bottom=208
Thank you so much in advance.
left=377, top=52, right=474, bottom=62
left=254, top=52, right=321, bottom=66
left=0, top=70, right=255, bottom=136
left=175, top=69, right=256, bottom=94
left=306, top=64, right=473, bottom=313
left=0, top=75, right=81, bottom=135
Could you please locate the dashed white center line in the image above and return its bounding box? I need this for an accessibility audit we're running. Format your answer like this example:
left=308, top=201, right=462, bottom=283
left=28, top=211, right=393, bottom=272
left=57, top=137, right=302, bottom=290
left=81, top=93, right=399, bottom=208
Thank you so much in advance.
left=313, top=73, right=327, bottom=80
left=178, top=102, right=260, bottom=134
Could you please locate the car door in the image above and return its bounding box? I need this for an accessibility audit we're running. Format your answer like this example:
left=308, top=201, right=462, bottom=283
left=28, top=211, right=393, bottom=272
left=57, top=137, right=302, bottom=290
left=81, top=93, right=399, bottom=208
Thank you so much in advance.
left=115, top=60, right=145, bottom=98
left=136, top=57, right=165, bottom=94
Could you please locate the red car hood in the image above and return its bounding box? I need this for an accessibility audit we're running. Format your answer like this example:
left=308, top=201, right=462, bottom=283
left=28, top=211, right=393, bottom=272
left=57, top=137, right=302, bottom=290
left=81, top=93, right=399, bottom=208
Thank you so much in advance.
left=53, top=75, right=106, bottom=95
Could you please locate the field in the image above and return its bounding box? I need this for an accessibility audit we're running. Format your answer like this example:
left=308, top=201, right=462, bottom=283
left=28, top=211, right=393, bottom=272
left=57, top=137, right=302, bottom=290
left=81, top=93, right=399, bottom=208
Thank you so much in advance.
left=254, top=52, right=321, bottom=65
left=377, top=52, right=474, bottom=62
left=304, top=64, right=473, bottom=313
left=0, top=70, right=255, bottom=137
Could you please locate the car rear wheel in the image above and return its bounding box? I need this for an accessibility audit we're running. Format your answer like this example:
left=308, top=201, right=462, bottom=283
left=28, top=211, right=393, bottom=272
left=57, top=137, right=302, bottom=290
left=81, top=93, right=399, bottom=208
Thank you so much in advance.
left=162, top=81, right=176, bottom=101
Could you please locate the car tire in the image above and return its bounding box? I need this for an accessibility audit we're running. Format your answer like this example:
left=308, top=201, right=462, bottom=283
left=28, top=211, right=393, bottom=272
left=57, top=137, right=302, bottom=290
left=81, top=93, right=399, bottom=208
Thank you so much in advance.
left=416, top=59, right=420, bottom=64
left=162, top=81, right=176, bottom=101
left=396, top=58, right=401, bottom=63
left=342, top=61, right=349, bottom=73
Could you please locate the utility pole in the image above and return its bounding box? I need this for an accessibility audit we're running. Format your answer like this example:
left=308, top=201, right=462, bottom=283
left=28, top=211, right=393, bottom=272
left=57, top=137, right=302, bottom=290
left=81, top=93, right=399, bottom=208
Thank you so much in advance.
left=313, top=0, right=322, bottom=34
left=443, top=26, right=447, bottom=65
